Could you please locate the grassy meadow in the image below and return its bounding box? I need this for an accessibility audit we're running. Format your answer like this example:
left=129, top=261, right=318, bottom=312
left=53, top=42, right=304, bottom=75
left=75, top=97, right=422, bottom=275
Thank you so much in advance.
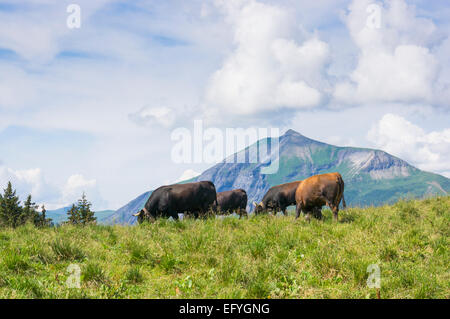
left=0, top=196, right=448, bottom=299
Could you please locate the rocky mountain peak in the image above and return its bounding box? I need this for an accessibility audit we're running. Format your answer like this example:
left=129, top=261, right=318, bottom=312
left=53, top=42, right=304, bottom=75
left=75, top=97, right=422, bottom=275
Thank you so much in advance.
left=106, top=129, right=450, bottom=225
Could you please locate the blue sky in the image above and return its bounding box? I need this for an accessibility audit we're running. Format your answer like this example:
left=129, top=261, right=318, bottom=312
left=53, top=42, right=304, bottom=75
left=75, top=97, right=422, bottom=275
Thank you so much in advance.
left=0, top=0, right=449, bottom=210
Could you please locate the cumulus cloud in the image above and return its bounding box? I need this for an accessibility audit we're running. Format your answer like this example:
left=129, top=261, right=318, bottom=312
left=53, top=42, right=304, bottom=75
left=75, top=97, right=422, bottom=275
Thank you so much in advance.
left=334, top=0, right=441, bottom=105
left=60, top=174, right=107, bottom=209
left=62, top=174, right=95, bottom=201
left=0, top=166, right=57, bottom=203
left=368, top=113, right=450, bottom=177
left=204, top=0, right=330, bottom=119
left=0, top=165, right=106, bottom=209
left=434, top=37, right=450, bottom=106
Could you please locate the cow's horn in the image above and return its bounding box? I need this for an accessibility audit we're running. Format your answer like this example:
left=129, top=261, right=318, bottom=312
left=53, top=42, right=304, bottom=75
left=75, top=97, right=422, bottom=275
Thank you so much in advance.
left=132, top=212, right=140, bottom=216
left=252, top=201, right=258, bottom=207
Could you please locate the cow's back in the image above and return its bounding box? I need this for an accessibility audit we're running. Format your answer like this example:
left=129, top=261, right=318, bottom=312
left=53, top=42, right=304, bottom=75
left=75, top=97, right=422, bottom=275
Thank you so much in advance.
left=168, top=181, right=217, bottom=212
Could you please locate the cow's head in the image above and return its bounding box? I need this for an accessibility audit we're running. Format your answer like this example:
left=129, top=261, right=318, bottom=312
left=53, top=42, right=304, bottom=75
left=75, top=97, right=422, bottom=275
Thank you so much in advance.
left=133, top=209, right=146, bottom=224
left=253, top=201, right=265, bottom=215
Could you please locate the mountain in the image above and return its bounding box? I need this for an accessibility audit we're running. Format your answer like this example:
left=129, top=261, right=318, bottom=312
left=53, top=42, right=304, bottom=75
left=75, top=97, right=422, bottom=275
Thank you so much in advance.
left=106, top=129, right=450, bottom=225
left=46, top=207, right=115, bottom=225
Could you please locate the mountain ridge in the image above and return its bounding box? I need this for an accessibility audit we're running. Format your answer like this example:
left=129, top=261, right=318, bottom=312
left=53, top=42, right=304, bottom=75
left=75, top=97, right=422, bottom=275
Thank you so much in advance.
left=46, top=207, right=115, bottom=225
left=106, top=129, right=449, bottom=225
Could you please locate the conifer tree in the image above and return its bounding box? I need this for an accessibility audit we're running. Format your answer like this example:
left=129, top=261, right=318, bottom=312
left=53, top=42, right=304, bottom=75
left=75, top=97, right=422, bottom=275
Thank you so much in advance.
left=40, top=204, right=52, bottom=227
left=0, top=181, right=22, bottom=227
left=78, top=193, right=96, bottom=224
left=67, top=203, right=81, bottom=225
left=22, top=194, right=38, bottom=225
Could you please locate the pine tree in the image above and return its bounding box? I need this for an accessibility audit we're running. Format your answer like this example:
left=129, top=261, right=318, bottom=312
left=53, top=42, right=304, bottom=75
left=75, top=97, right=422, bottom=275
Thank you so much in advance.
left=67, top=203, right=81, bottom=225
left=22, top=194, right=38, bottom=225
left=78, top=193, right=96, bottom=225
left=0, top=181, right=22, bottom=228
left=40, top=204, right=52, bottom=227
left=65, top=193, right=96, bottom=226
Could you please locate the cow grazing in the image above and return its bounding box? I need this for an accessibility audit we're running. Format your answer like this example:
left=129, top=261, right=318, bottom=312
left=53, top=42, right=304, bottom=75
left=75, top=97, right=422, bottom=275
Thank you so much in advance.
left=214, top=189, right=248, bottom=218
left=295, top=172, right=346, bottom=221
left=253, top=181, right=302, bottom=216
left=133, top=181, right=218, bottom=223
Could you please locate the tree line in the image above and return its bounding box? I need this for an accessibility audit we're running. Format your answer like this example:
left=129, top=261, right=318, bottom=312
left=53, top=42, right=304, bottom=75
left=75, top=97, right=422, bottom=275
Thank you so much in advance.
left=0, top=181, right=96, bottom=228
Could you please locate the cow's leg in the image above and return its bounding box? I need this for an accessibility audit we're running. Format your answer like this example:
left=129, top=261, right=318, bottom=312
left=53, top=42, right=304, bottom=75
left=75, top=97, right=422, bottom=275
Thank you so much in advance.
left=146, top=214, right=156, bottom=223
left=209, top=206, right=216, bottom=218
left=295, top=202, right=302, bottom=219
left=238, top=206, right=247, bottom=219
left=313, top=207, right=323, bottom=220
left=332, top=205, right=339, bottom=221
left=282, top=206, right=287, bottom=216
left=304, top=208, right=312, bottom=222
left=199, top=209, right=208, bottom=219
left=324, top=199, right=337, bottom=221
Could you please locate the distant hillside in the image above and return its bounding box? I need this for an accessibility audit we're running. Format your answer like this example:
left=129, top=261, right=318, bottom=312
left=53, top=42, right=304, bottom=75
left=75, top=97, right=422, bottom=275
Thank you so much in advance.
left=46, top=207, right=115, bottom=225
left=106, top=129, right=450, bottom=225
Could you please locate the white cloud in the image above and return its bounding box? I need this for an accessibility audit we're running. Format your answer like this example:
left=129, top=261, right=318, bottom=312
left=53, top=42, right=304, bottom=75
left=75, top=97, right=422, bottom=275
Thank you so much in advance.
left=368, top=113, right=450, bottom=177
left=63, top=174, right=96, bottom=198
left=0, top=165, right=106, bottom=209
left=173, top=169, right=201, bottom=183
left=334, top=0, right=441, bottom=105
left=0, top=0, right=449, bottom=210
left=61, top=174, right=106, bottom=209
left=434, top=37, right=450, bottom=106
left=204, top=0, right=330, bottom=119
left=0, top=166, right=56, bottom=202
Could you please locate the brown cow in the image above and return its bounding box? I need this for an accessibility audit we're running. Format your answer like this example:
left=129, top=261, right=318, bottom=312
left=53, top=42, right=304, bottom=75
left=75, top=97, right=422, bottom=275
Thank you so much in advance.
left=253, top=181, right=302, bottom=216
left=295, top=172, right=346, bottom=221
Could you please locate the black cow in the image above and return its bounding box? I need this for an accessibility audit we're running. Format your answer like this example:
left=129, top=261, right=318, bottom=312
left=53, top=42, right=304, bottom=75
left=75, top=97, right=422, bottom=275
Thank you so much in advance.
left=214, top=189, right=248, bottom=218
left=253, top=180, right=302, bottom=215
left=133, top=181, right=218, bottom=223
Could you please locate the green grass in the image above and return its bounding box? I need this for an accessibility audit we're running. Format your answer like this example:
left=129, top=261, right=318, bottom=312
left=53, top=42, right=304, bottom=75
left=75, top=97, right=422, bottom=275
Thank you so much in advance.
left=0, top=196, right=448, bottom=299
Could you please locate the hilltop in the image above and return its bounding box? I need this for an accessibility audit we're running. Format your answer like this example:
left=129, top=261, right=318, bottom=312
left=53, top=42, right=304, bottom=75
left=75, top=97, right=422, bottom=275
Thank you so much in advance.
left=107, top=129, right=449, bottom=225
